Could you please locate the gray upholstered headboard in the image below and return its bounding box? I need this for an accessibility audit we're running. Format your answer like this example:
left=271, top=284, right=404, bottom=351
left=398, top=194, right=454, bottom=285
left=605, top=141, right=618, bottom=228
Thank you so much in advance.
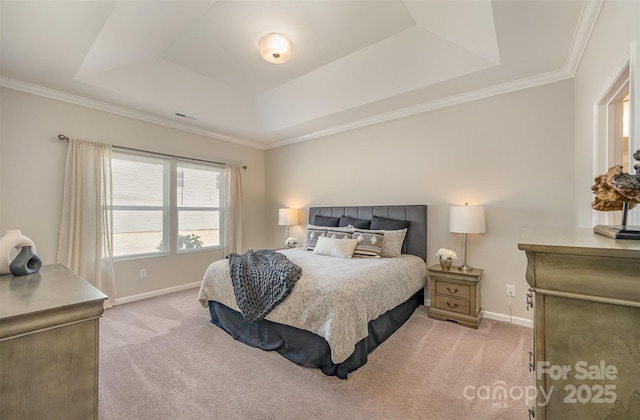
left=308, top=205, right=427, bottom=261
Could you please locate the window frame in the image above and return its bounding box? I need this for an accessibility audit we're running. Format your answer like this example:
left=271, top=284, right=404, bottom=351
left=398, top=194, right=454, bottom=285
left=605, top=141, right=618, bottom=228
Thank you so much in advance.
left=111, top=149, right=224, bottom=261
left=111, top=150, right=170, bottom=261
left=175, top=158, right=225, bottom=254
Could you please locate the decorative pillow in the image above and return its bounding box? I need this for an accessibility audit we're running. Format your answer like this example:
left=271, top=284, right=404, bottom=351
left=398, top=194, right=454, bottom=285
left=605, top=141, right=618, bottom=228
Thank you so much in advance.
left=305, top=225, right=328, bottom=251
left=339, top=216, right=371, bottom=229
left=370, top=215, right=411, bottom=231
left=377, top=228, right=408, bottom=257
left=355, top=228, right=408, bottom=257
left=313, top=215, right=340, bottom=227
left=312, top=236, right=358, bottom=259
left=352, top=230, right=384, bottom=258
left=326, top=229, right=353, bottom=240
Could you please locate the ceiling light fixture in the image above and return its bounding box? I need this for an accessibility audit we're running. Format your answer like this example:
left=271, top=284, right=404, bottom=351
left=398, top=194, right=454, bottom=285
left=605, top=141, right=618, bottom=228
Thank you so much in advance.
left=259, top=33, right=293, bottom=64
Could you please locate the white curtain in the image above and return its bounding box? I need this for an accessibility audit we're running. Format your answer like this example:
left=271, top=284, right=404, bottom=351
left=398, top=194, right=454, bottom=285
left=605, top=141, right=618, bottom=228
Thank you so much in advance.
left=57, top=139, right=117, bottom=308
left=223, top=165, right=244, bottom=255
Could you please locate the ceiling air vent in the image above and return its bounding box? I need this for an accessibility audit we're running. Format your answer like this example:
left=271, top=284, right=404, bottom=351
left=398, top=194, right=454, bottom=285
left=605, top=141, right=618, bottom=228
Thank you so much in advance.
left=174, top=112, right=197, bottom=120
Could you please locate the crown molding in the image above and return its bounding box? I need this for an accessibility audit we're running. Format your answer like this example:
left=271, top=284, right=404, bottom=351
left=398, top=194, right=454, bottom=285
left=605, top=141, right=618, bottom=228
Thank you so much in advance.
left=268, top=68, right=573, bottom=149
left=565, top=0, right=605, bottom=76
left=0, top=76, right=266, bottom=150
left=0, top=66, right=576, bottom=153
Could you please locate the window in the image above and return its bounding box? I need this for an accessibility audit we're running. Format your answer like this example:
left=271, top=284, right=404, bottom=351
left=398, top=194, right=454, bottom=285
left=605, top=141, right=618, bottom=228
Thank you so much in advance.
left=112, top=152, right=169, bottom=258
left=111, top=150, right=223, bottom=259
left=177, top=160, right=223, bottom=252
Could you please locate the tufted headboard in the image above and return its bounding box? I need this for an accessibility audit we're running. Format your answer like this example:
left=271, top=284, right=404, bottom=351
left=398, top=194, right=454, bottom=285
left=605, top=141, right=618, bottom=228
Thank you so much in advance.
left=308, top=205, right=427, bottom=261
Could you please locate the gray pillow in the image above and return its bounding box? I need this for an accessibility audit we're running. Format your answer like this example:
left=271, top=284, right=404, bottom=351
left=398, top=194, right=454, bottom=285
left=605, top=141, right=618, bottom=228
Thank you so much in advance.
left=339, top=216, right=371, bottom=229
left=352, top=230, right=383, bottom=258
left=305, top=225, right=328, bottom=250
left=326, top=229, right=353, bottom=240
left=370, top=215, right=410, bottom=231
left=313, top=215, right=340, bottom=227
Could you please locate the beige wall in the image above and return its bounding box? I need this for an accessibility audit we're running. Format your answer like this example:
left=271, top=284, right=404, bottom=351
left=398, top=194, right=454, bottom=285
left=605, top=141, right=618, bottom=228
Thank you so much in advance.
left=0, top=87, right=267, bottom=300
left=574, top=0, right=640, bottom=227
left=266, top=80, right=575, bottom=323
left=1, top=0, right=637, bottom=321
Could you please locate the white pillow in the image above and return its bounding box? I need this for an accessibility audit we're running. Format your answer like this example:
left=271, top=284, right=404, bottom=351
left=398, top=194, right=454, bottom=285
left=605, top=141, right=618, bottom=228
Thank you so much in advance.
left=312, top=236, right=358, bottom=259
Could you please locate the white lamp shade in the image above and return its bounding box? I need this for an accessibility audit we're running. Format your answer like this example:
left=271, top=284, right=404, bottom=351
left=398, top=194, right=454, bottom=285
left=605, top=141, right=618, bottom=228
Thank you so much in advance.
left=449, top=205, right=486, bottom=234
left=278, top=208, right=299, bottom=226
left=259, top=33, right=293, bottom=64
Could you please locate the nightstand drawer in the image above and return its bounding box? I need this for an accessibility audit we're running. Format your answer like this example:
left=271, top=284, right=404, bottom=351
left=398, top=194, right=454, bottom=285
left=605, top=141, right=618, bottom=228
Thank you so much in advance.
left=434, top=295, right=470, bottom=315
left=435, top=281, right=471, bottom=299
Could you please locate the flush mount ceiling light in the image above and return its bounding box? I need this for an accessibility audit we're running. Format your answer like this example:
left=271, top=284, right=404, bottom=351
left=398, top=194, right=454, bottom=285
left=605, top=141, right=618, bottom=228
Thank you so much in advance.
left=259, top=33, right=293, bottom=64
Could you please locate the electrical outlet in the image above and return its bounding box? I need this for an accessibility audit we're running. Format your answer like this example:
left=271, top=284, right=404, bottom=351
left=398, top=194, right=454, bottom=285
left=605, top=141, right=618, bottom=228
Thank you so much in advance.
left=506, top=284, right=516, bottom=297
left=139, top=269, right=147, bottom=279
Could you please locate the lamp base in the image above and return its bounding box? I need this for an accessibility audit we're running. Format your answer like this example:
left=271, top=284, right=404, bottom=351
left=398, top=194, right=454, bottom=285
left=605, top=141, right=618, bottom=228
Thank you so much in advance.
left=458, top=264, right=474, bottom=272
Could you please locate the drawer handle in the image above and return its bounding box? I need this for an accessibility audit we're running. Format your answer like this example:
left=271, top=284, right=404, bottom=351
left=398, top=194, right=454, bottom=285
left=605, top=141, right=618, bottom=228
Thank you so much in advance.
left=446, top=301, right=459, bottom=309
left=447, top=287, right=459, bottom=294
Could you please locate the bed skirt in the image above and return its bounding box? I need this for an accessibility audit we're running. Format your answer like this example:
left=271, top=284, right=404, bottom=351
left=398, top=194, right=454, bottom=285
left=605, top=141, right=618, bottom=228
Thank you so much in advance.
left=207, top=289, right=423, bottom=379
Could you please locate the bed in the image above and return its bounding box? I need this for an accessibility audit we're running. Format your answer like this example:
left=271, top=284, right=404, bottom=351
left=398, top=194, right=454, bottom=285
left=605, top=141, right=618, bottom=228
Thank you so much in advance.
left=198, top=205, right=428, bottom=378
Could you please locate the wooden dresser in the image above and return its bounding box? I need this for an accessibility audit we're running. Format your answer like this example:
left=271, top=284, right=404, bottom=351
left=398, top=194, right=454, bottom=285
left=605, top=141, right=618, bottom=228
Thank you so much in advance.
left=0, top=264, right=107, bottom=419
left=518, top=228, right=640, bottom=420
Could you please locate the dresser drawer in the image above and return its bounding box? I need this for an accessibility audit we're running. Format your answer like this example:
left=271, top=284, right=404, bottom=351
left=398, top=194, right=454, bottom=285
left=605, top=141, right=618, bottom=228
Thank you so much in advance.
left=434, top=295, right=471, bottom=315
left=435, top=281, right=471, bottom=299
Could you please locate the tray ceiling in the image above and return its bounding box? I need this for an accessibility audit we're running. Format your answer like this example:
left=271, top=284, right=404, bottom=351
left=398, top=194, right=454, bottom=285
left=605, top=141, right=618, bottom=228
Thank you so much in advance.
left=0, top=0, right=592, bottom=149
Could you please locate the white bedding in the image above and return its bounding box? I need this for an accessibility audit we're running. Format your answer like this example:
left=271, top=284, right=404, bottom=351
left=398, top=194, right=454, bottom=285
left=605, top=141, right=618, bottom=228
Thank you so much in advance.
left=198, top=248, right=427, bottom=364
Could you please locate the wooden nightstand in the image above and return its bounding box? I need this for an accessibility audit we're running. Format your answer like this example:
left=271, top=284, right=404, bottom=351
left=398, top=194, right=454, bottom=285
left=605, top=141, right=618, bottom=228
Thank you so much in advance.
left=427, top=264, right=483, bottom=329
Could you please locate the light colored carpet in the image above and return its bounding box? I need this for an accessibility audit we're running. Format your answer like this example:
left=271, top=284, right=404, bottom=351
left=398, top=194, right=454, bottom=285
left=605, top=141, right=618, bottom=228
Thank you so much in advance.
left=99, top=288, right=533, bottom=420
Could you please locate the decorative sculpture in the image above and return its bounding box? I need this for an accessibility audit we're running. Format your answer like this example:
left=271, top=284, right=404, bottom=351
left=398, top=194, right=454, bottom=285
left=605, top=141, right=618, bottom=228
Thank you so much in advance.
left=9, top=245, right=43, bottom=276
left=592, top=149, right=640, bottom=239
left=0, top=230, right=37, bottom=275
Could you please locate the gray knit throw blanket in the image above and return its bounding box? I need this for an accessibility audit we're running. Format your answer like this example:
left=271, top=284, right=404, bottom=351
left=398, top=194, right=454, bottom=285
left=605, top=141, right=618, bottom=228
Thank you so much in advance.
left=227, top=249, right=302, bottom=322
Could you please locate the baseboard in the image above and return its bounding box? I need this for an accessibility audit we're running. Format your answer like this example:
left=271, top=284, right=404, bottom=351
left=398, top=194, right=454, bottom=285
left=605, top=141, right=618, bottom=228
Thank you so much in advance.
left=114, top=282, right=201, bottom=306
left=482, top=310, right=533, bottom=328
left=423, top=300, right=533, bottom=328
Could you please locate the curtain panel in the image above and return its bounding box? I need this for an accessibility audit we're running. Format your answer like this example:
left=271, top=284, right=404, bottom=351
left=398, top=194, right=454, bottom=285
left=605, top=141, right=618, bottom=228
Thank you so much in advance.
left=224, top=165, right=244, bottom=255
left=57, top=139, right=117, bottom=308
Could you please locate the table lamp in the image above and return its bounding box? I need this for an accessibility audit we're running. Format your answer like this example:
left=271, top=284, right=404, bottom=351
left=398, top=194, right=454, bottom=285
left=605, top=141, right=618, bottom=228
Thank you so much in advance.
left=449, top=203, right=486, bottom=272
left=278, top=208, right=299, bottom=238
